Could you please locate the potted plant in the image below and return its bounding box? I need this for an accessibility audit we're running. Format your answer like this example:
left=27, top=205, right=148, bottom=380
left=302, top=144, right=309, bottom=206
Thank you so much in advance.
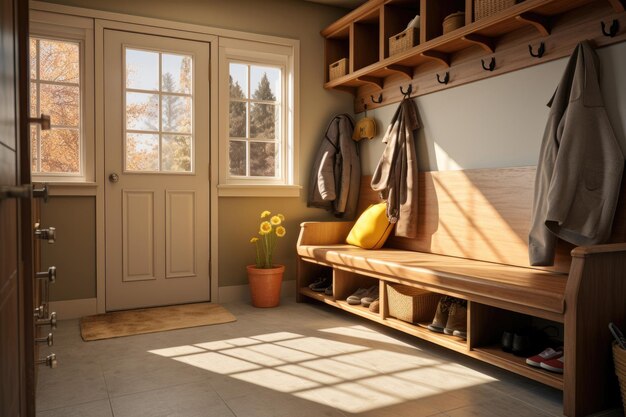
left=247, top=211, right=286, bottom=307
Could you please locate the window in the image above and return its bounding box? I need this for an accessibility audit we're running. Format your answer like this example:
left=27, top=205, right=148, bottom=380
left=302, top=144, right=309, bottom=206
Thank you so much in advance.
left=124, top=48, right=194, bottom=173
left=219, top=39, right=299, bottom=197
left=30, top=37, right=82, bottom=175
left=29, top=12, right=94, bottom=182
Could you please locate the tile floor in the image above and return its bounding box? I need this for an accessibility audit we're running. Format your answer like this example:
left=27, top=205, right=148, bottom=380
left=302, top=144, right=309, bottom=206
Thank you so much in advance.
left=36, top=299, right=573, bottom=417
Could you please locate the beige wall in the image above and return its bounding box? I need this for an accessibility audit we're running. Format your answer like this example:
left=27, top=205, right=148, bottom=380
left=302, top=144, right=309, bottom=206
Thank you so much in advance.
left=39, top=197, right=96, bottom=301
left=38, top=0, right=352, bottom=299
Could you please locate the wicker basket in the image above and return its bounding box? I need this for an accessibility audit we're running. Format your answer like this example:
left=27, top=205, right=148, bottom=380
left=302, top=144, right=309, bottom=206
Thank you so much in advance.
left=443, top=12, right=465, bottom=34
left=614, top=342, right=626, bottom=415
left=474, top=0, right=518, bottom=21
left=389, top=27, right=418, bottom=56
left=329, top=58, right=348, bottom=81
left=386, top=284, right=440, bottom=323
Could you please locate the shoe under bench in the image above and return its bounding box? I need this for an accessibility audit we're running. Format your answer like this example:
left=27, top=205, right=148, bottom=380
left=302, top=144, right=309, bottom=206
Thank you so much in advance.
left=296, top=167, right=626, bottom=417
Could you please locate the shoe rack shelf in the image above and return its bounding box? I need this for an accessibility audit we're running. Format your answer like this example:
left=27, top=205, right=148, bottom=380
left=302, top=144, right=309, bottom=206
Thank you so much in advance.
left=297, top=264, right=564, bottom=389
left=322, top=0, right=626, bottom=112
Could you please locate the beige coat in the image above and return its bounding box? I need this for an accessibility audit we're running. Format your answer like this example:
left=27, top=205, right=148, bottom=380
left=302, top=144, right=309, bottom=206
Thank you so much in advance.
left=371, top=99, right=420, bottom=238
left=529, top=41, right=624, bottom=266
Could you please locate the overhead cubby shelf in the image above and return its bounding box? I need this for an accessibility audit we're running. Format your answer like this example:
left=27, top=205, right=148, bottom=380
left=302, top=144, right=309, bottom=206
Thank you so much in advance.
left=321, top=0, right=626, bottom=112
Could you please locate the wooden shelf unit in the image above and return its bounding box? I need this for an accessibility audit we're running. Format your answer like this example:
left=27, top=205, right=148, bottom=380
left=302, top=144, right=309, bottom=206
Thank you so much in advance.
left=321, top=0, right=626, bottom=111
left=298, top=269, right=564, bottom=389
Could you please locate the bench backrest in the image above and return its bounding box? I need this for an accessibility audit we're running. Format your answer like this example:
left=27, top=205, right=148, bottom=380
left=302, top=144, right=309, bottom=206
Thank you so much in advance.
left=359, top=166, right=626, bottom=274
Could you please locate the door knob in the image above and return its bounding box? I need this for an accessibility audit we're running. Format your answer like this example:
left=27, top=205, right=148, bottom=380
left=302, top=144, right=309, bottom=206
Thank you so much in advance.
left=33, top=184, right=49, bottom=202
left=36, top=332, right=54, bottom=347
left=35, top=227, right=56, bottom=243
left=37, top=353, right=57, bottom=369
left=36, top=312, right=57, bottom=329
left=36, top=266, right=56, bottom=284
left=109, top=173, right=119, bottom=183
left=29, top=113, right=51, bottom=130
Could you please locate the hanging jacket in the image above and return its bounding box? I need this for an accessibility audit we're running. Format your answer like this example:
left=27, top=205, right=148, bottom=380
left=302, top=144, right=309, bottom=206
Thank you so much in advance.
left=529, top=41, right=624, bottom=266
left=371, top=98, right=420, bottom=238
left=307, top=114, right=361, bottom=219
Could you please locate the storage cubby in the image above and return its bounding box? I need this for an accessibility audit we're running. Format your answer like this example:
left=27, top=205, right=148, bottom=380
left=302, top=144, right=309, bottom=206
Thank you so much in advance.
left=382, top=1, right=422, bottom=59
left=352, top=9, right=381, bottom=71
left=324, top=27, right=349, bottom=83
left=422, top=0, right=466, bottom=41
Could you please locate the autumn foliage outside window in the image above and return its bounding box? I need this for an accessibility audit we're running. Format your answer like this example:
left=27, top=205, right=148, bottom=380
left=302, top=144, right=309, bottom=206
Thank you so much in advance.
left=229, top=63, right=282, bottom=178
left=30, top=37, right=81, bottom=174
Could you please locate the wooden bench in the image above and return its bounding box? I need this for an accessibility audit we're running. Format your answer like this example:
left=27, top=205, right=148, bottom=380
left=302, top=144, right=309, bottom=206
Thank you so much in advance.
left=296, top=166, right=626, bottom=417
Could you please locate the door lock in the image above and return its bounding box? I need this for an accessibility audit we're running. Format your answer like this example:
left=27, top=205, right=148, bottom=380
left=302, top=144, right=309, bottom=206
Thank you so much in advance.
left=35, top=227, right=56, bottom=243
left=36, top=312, right=57, bottom=329
left=36, top=332, right=54, bottom=347
left=36, top=266, right=56, bottom=284
left=37, top=353, right=58, bottom=369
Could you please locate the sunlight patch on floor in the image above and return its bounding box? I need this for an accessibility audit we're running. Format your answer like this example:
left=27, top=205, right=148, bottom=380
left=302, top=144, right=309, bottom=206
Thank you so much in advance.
left=147, top=326, right=495, bottom=413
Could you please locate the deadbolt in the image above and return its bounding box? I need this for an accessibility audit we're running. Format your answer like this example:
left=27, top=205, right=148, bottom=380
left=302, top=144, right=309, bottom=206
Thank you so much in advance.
left=36, top=266, right=56, bottom=284
left=37, top=353, right=58, bottom=369
left=36, top=332, right=54, bottom=347
left=109, top=173, right=119, bottom=183
left=36, top=312, right=57, bottom=329
left=34, top=227, right=56, bottom=243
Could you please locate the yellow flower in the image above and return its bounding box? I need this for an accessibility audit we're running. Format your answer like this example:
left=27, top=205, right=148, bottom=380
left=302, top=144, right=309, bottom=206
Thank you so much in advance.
left=250, top=237, right=259, bottom=243
left=260, top=221, right=272, bottom=234
left=260, top=210, right=271, bottom=218
left=276, top=226, right=286, bottom=237
left=270, top=215, right=281, bottom=226
left=277, top=213, right=285, bottom=221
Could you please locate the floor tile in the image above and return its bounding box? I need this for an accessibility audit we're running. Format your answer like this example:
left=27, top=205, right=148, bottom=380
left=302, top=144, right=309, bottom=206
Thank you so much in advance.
left=36, top=399, right=113, bottom=417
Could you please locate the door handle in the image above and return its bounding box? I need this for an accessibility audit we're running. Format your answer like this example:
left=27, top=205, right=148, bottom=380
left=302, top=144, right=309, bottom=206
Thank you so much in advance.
left=36, top=312, right=57, bottom=329
left=109, top=173, right=119, bottom=183
left=33, top=184, right=49, bottom=202
left=35, top=332, right=54, bottom=347
left=36, top=266, right=56, bottom=284
left=35, top=226, right=56, bottom=243
left=37, top=353, right=57, bottom=369
left=0, top=184, right=31, bottom=200
left=29, top=113, right=51, bottom=130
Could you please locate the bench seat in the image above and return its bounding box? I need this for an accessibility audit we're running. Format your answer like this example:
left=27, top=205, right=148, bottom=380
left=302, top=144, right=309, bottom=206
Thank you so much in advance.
left=298, top=243, right=567, bottom=320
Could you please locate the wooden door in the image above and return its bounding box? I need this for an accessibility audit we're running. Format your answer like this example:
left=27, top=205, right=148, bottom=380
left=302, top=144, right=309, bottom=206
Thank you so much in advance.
left=104, top=30, right=211, bottom=311
left=0, top=0, right=34, bottom=415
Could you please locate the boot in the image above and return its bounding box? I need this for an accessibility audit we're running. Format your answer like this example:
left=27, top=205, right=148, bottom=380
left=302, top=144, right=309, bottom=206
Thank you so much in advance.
left=444, top=299, right=467, bottom=339
left=427, top=296, right=452, bottom=333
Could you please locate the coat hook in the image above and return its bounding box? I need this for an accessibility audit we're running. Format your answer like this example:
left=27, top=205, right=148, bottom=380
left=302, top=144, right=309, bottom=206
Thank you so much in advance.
left=601, top=19, right=619, bottom=37
left=400, top=84, right=413, bottom=99
left=528, top=42, right=545, bottom=58
left=436, top=71, right=449, bottom=85
left=371, top=93, right=383, bottom=103
left=481, top=57, right=496, bottom=72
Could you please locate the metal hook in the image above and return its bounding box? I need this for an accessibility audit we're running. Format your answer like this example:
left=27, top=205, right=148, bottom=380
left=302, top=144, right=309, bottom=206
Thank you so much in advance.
left=481, top=57, right=496, bottom=72
left=436, top=72, right=449, bottom=85
left=400, top=84, right=413, bottom=99
left=528, top=42, right=545, bottom=58
left=601, top=19, right=619, bottom=37
left=371, top=93, right=383, bottom=104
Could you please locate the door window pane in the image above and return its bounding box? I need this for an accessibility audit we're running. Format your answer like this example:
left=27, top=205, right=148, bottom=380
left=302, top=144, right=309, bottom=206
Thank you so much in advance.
left=40, top=84, right=80, bottom=127
left=124, top=47, right=194, bottom=173
left=39, top=39, right=80, bottom=83
left=40, top=129, right=80, bottom=173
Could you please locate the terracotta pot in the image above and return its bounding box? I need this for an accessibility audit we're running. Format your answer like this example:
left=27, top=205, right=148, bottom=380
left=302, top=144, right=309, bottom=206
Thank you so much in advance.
left=246, top=264, right=285, bottom=308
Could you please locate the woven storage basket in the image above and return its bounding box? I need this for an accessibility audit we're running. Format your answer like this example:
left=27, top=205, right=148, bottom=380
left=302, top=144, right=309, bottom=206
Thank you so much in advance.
left=614, top=342, right=626, bottom=415
left=443, top=12, right=465, bottom=34
left=389, top=27, right=418, bottom=56
left=329, top=58, right=348, bottom=81
left=386, top=284, right=440, bottom=323
left=474, top=0, right=517, bottom=21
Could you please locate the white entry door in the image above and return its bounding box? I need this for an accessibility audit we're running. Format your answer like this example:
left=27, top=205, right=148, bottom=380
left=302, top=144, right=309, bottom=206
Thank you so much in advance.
left=104, top=29, right=210, bottom=311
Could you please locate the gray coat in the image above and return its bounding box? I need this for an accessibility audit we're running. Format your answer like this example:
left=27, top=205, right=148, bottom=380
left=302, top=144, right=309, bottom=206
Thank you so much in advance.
left=529, top=41, right=624, bottom=266
left=307, top=114, right=361, bottom=219
left=371, top=99, right=420, bottom=238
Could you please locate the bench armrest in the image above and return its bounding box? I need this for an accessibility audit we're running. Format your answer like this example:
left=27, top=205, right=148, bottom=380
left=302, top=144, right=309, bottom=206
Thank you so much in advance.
left=297, top=221, right=354, bottom=246
left=571, top=242, right=626, bottom=257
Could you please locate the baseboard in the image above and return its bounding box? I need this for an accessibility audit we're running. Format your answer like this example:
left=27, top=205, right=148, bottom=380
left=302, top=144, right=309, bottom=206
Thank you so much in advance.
left=49, top=298, right=98, bottom=320
left=218, top=280, right=296, bottom=303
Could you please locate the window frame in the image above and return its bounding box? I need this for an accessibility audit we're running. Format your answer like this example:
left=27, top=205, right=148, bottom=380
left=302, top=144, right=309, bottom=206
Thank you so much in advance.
left=218, top=38, right=299, bottom=197
left=29, top=11, right=95, bottom=183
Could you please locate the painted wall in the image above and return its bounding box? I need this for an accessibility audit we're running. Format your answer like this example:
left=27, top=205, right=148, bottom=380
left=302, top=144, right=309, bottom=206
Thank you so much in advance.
left=37, top=0, right=353, bottom=301
left=359, top=42, right=626, bottom=174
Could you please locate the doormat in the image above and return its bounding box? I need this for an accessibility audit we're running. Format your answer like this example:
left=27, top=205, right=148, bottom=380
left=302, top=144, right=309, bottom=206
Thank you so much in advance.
left=80, top=303, right=236, bottom=341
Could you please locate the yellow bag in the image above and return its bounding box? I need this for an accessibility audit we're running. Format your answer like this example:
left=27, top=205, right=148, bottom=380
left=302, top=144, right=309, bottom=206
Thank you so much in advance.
left=346, top=202, right=394, bottom=249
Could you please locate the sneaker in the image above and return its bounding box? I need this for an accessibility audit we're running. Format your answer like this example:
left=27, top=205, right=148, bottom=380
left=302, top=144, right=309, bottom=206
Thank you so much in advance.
left=369, top=299, right=380, bottom=313
left=360, top=285, right=379, bottom=307
left=540, top=355, right=564, bottom=373
left=526, top=347, right=563, bottom=368
left=444, top=300, right=467, bottom=339
left=347, top=287, right=370, bottom=305
left=309, top=276, right=331, bottom=292
left=324, top=285, right=333, bottom=296
left=427, top=297, right=452, bottom=333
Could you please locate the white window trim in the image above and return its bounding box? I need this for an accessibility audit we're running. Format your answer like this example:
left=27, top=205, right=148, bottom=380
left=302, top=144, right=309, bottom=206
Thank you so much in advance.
left=218, top=37, right=300, bottom=197
left=29, top=11, right=95, bottom=183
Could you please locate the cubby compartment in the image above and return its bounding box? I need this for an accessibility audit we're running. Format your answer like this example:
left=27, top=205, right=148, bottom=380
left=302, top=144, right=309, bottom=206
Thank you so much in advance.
left=468, top=302, right=564, bottom=389
left=324, top=26, right=350, bottom=83
left=422, top=0, right=466, bottom=41
left=382, top=0, right=422, bottom=58
left=297, top=261, right=332, bottom=298
left=352, top=8, right=380, bottom=71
